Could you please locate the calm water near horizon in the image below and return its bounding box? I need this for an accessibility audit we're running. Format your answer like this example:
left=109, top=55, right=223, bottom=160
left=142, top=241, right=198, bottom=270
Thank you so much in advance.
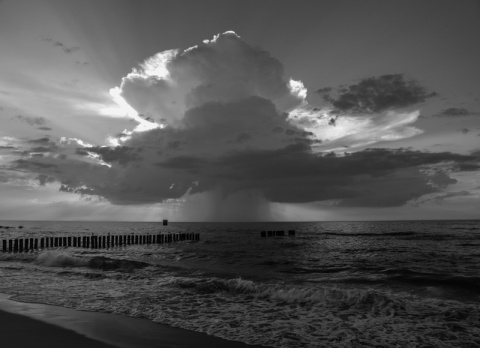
left=0, top=220, right=479, bottom=347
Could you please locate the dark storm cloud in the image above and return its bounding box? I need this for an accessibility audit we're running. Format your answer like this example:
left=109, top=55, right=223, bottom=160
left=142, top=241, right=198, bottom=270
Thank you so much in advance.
left=201, top=146, right=475, bottom=206
left=41, top=38, right=80, bottom=54
left=36, top=174, right=56, bottom=186
left=318, top=74, right=436, bottom=114
left=12, top=130, right=479, bottom=208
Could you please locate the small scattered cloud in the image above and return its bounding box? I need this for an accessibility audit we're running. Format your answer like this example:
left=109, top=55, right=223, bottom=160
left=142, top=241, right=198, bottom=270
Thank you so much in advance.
left=41, top=37, right=80, bottom=54
left=28, top=137, right=52, bottom=144
left=433, top=107, right=478, bottom=117
left=38, top=127, right=52, bottom=131
left=316, top=74, right=436, bottom=115
left=13, top=115, right=47, bottom=126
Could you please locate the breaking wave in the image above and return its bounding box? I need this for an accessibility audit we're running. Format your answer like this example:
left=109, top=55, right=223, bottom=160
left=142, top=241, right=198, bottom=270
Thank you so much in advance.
left=35, top=251, right=148, bottom=271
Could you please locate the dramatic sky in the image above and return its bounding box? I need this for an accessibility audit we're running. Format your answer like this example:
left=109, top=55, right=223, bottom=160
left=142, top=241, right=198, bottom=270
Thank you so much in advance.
left=1, top=0, right=479, bottom=221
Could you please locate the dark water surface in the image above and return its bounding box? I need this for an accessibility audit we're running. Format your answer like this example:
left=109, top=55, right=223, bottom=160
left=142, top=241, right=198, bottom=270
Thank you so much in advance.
left=0, top=220, right=479, bottom=347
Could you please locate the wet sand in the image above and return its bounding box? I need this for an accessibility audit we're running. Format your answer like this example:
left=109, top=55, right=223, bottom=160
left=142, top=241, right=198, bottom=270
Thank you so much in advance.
left=0, top=294, right=267, bottom=348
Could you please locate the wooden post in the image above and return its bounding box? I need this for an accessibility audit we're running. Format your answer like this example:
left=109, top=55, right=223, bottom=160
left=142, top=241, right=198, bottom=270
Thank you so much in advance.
left=163, top=219, right=168, bottom=226
left=288, top=230, right=295, bottom=236
left=261, top=231, right=266, bottom=237
left=40, top=238, right=44, bottom=249
left=14, top=239, right=18, bottom=252
left=24, top=239, right=29, bottom=251
left=2, top=240, right=6, bottom=252
left=19, top=239, right=24, bottom=252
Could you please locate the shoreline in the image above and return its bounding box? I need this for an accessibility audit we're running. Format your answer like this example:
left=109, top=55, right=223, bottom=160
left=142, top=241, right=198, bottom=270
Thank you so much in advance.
left=0, top=294, right=268, bottom=348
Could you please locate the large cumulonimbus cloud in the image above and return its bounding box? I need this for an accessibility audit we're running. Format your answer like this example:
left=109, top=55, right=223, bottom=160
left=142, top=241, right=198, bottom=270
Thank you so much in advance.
left=10, top=32, right=480, bottom=218
left=114, top=31, right=306, bottom=126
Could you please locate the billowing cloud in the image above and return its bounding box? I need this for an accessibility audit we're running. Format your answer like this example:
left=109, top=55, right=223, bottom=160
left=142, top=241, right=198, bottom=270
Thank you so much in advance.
left=6, top=32, right=479, bottom=219
left=114, top=31, right=306, bottom=126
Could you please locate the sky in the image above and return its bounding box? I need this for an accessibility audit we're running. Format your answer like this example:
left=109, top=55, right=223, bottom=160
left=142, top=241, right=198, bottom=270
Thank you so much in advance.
left=0, top=0, right=479, bottom=221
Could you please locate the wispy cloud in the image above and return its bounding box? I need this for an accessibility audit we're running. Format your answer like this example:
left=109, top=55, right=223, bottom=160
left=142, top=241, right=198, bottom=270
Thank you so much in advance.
left=434, top=107, right=478, bottom=117
left=40, top=37, right=80, bottom=54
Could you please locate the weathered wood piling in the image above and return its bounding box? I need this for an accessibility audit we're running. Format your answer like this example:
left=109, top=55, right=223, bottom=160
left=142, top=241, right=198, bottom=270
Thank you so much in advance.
left=1, top=232, right=200, bottom=253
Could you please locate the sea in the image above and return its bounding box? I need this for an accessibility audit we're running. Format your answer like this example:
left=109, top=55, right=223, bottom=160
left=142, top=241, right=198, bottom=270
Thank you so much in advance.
left=0, top=220, right=479, bottom=348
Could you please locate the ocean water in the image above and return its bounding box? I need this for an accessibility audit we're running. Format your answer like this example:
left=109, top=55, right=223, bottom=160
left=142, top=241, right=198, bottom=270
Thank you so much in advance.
left=0, top=220, right=479, bottom=347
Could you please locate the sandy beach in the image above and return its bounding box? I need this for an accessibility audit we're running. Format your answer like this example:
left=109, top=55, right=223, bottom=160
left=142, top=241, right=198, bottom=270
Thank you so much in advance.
left=0, top=294, right=267, bottom=348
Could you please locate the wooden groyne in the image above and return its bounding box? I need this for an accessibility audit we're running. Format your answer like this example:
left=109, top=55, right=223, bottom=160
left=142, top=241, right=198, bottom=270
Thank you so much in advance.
left=260, top=230, right=295, bottom=237
left=1, top=232, right=200, bottom=253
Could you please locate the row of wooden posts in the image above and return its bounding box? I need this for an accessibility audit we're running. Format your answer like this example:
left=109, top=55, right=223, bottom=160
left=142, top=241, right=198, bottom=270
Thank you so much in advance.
left=261, top=230, right=296, bottom=237
left=1, top=232, right=200, bottom=253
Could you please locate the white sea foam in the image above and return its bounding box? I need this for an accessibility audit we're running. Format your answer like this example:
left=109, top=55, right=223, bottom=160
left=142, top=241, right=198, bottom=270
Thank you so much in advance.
left=36, top=251, right=88, bottom=267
